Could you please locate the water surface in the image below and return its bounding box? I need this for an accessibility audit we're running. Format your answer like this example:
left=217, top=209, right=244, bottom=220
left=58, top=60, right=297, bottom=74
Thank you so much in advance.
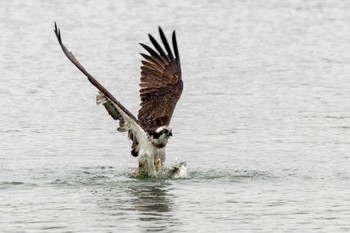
left=1, top=0, right=350, bottom=232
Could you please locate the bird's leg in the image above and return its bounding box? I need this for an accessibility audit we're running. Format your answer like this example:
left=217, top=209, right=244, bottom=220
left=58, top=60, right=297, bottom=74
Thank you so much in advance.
left=145, top=155, right=157, bottom=177
left=154, top=158, right=161, bottom=172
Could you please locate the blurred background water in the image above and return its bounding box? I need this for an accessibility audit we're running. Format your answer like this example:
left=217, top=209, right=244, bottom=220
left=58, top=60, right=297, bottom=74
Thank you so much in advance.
left=1, top=0, right=350, bottom=232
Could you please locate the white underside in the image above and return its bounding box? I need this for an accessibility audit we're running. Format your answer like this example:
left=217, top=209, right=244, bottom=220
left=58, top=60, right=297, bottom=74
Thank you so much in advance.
left=96, top=93, right=186, bottom=178
left=135, top=141, right=166, bottom=177
left=134, top=139, right=187, bottom=178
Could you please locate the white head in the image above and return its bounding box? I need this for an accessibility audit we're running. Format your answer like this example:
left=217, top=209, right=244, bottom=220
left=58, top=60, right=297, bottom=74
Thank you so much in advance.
left=152, top=126, right=173, bottom=147
left=155, top=125, right=172, bottom=136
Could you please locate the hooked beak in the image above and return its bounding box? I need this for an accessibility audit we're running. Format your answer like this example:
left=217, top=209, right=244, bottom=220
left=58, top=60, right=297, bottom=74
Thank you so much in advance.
left=166, top=130, right=173, bottom=137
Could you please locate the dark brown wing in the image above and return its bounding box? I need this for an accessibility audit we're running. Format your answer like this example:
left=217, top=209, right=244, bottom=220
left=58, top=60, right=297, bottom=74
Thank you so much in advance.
left=54, top=23, right=150, bottom=158
left=138, top=27, right=183, bottom=133
left=54, top=22, right=139, bottom=124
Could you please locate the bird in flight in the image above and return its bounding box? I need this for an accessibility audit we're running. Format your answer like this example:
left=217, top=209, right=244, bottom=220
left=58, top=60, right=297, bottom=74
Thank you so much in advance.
left=54, top=23, right=183, bottom=177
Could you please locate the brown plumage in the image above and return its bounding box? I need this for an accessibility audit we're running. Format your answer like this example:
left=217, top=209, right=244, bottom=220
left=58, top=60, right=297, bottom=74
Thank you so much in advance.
left=138, top=28, right=183, bottom=133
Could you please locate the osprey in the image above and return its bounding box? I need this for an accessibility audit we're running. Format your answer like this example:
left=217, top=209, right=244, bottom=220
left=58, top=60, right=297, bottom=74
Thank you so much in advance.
left=54, top=23, right=183, bottom=177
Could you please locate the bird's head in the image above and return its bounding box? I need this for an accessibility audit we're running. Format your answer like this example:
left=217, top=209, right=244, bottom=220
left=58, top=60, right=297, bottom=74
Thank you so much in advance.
left=151, top=126, right=172, bottom=147
left=155, top=125, right=173, bottom=138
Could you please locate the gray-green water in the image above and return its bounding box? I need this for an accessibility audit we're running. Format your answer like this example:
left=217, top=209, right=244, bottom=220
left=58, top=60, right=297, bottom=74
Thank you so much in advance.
left=1, top=0, right=350, bottom=232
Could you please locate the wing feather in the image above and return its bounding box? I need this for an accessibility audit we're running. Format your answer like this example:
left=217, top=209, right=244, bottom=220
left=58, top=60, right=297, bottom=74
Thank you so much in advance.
left=139, top=43, right=161, bottom=59
left=159, top=27, right=174, bottom=59
left=172, top=31, right=181, bottom=69
left=138, top=27, right=183, bottom=132
left=54, top=22, right=148, bottom=157
left=148, top=34, right=167, bottom=57
left=140, top=53, right=166, bottom=69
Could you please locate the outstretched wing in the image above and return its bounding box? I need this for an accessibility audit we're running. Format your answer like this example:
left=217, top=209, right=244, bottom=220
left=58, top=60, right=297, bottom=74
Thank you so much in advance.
left=138, top=27, right=183, bottom=133
left=54, top=22, right=147, bottom=156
